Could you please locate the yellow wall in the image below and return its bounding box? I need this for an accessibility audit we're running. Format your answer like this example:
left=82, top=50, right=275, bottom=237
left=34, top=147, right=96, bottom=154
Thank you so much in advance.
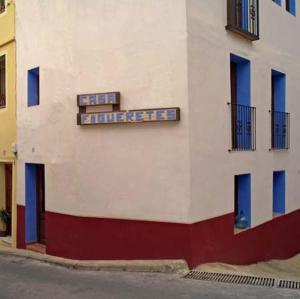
left=0, top=0, right=16, bottom=161
left=0, top=165, right=5, bottom=231
left=0, top=42, right=16, bottom=161
left=0, top=0, right=15, bottom=46
left=0, top=0, right=16, bottom=246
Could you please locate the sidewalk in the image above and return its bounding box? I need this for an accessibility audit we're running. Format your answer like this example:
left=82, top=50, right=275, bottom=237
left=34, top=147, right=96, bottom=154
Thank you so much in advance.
left=0, top=245, right=189, bottom=274
left=197, top=254, right=300, bottom=281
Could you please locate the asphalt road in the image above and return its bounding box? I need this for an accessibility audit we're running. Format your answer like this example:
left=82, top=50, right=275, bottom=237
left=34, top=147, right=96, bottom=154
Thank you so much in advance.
left=0, top=254, right=299, bottom=299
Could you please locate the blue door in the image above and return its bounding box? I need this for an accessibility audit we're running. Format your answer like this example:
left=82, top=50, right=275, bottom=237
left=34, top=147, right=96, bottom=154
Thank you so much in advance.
left=25, top=164, right=38, bottom=243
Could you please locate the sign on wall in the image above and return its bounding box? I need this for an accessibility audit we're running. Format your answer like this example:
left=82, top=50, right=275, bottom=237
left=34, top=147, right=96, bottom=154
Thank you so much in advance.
left=77, top=92, right=180, bottom=125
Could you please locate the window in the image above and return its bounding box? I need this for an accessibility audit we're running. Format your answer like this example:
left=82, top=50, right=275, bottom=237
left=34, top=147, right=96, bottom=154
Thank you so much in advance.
left=272, top=0, right=281, bottom=6
left=28, top=67, right=40, bottom=106
left=234, top=174, right=251, bottom=229
left=273, top=171, right=285, bottom=215
left=229, top=54, right=256, bottom=151
left=0, top=0, right=5, bottom=14
left=286, top=0, right=296, bottom=15
left=271, top=70, right=289, bottom=149
left=0, top=55, right=5, bottom=108
left=226, top=0, right=259, bottom=41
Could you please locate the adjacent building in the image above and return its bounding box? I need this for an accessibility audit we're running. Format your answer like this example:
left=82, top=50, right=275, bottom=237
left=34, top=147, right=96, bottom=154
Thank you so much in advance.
left=15, top=0, right=300, bottom=267
left=0, top=0, right=16, bottom=247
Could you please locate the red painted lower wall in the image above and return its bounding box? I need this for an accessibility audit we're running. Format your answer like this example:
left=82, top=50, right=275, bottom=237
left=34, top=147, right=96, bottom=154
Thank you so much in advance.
left=17, top=205, right=26, bottom=249
left=17, top=205, right=300, bottom=268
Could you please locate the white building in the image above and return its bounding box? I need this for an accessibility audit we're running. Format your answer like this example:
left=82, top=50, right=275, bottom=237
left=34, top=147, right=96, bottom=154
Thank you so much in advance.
left=16, top=0, right=300, bottom=267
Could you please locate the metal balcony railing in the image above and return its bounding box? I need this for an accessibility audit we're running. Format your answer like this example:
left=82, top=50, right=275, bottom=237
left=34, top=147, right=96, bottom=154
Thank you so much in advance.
left=0, top=94, right=5, bottom=108
left=271, top=110, right=290, bottom=150
left=226, top=0, right=259, bottom=41
left=229, top=103, right=256, bottom=151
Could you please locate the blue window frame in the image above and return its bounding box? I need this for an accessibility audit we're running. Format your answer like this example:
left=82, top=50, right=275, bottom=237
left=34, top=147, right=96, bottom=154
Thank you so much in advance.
left=230, top=54, right=255, bottom=151
left=286, top=0, right=296, bottom=15
left=234, top=174, right=251, bottom=229
left=272, top=70, right=286, bottom=113
left=28, top=67, right=40, bottom=106
left=273, top=171, right=285, bottom=214
left=230, top=54, right=251, bottom=107
left=273, top=0, right=281, bottom=6
left=271, top=70, right=288, bottom=149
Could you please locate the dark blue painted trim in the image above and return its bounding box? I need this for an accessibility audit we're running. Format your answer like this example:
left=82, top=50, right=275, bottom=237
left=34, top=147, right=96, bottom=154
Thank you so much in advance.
left=273, top=171, right=285, bottom=214
left=236, top=174, right=251, bottom=228
left=272, top=70, right=286, bottom=112
left=273, top=0, right=281, bottom=6
left=25, top=164, right=38, bottom=243
left=230, top=54, right=251, bottom=149
left=28, top=67, right=40, bottom=107
left=242, top=0, right=249, bottom=31
left=287, top=0, right=296, bottom=15
left=272, top=70, right=286, bottom=148
left=230, top=54, right=251, bottom=106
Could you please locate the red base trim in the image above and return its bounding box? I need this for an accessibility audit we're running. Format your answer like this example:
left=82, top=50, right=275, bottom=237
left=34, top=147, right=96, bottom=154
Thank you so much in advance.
left=17, top=205, right=300, bottom=268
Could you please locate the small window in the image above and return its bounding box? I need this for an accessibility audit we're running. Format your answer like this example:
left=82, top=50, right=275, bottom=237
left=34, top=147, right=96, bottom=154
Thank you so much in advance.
left=273, top=171, right=285, bottom=215
left=28, top=67, right=40, bottom=107
left=272, top=0, right=281, bottom=6
left=234, top=174, right=251, bottom=229
left=0, top=0, right=5, bottom=14
left=286, top=0, right=296, bottom=15
left=0, top=55, right=5, bottom=108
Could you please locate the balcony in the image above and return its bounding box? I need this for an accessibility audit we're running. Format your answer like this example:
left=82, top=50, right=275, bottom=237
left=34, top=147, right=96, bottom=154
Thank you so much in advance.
left=271, top=111, right=290, bottom=150
left=229, top=103, right=256, bottom=151
left=226, top=0, right=259, bottom=41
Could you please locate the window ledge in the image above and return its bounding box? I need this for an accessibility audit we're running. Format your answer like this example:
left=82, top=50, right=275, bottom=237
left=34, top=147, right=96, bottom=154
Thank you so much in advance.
left=269, top=148, right=289, bottom=151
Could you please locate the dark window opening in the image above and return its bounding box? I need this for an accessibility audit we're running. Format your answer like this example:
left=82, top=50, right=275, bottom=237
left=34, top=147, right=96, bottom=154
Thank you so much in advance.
left=234, top=174, right=251, bottom=229
left=0, top=0, right=5, bottom=14
left=0, top=55, right=6, bottom=108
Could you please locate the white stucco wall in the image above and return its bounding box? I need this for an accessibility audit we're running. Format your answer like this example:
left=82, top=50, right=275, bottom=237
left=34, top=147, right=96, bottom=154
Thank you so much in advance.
left=16, top=1, right=300, bottom=227
left=16, top=0, right=191, bottom=223
left=187, top=0, right=300, bottom=226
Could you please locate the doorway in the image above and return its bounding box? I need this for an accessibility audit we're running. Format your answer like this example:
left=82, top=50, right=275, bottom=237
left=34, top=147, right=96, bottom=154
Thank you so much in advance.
left=25, top=164, right=45, bottom=246
left=4, top=164, right=12, bottom=236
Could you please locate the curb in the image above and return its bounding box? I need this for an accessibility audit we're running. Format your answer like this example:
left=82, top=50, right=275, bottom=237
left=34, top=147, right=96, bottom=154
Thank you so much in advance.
left=0, top=246, right=189, bottom=274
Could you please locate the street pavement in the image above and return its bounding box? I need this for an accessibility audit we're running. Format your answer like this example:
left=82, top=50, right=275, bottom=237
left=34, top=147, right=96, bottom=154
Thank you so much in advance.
left=0, top=254, right=299, bottom=299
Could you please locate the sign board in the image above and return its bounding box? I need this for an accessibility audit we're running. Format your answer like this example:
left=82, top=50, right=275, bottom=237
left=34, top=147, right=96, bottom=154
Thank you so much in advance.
left=77, top=92, right=180, bottom=125
left=78, top=92, right=120, bottom=107
left=78, top=108, right=180, bottom=125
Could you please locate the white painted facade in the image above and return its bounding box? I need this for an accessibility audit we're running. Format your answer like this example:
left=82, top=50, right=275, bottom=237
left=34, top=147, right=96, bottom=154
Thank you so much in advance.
left=16, top=0, right=300, bottom=229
